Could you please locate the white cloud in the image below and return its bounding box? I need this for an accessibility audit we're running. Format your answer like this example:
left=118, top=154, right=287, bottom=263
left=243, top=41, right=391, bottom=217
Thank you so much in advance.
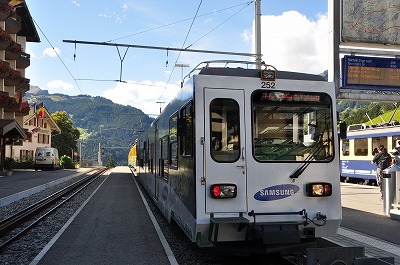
left=43, top=47, right=60, bottom=58
left=253, top=11, right=328, bottom=74
left=25, top=48, right=35, bottom=58
left=47, top=80, right=75, bottom=91
left=103, top=80, right=180, bottom=115
left=71, top=1, right=80, bottom=7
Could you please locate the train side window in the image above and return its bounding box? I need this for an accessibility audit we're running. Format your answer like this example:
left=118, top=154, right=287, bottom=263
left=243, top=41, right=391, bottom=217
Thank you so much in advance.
left=392, top=136, right=400, bottom=150
left=354, top=138, right=368, bottom=156
left=160, top=135, right=169, bottom=181
left=150, top=143, right=154, bottom=173
left=342, top=139, right=350, bottom=156
left=169, top=113, right=178, bottom=168
left=372, top=136, right=388, bottom=153
left=179, top=101, right=193, bottom=157
left=210, top=98, right=240, bottom=163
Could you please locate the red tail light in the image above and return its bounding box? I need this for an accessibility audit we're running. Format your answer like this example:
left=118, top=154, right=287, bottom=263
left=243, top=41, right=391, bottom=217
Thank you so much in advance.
left=210, top=184, right=237, bottom=199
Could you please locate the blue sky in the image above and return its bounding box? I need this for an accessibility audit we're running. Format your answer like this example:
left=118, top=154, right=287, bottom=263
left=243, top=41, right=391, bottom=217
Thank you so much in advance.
left=25, top=0, right=329, bottom=115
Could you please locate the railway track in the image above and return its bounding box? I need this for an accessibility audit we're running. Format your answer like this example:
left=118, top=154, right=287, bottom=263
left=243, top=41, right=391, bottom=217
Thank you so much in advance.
left=0, top=167, right=109, bottom=252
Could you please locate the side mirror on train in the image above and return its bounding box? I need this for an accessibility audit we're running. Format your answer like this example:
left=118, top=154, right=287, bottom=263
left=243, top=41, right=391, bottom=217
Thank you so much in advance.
left=339, top=121, right=347, bottom=139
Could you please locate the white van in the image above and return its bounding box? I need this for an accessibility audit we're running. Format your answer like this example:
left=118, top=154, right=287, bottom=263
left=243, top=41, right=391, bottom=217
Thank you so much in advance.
left=34, top=147, right=60, bottom=171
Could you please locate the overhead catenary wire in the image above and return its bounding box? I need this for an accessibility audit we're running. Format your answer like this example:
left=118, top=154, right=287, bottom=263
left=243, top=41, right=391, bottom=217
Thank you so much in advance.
left=157, top=0, right=204, bottom=102
left=30, top=15, right=97, bottom=115
left=185, top=1, right=253, bottom=49
left=105, top=1, right=254, bottom=43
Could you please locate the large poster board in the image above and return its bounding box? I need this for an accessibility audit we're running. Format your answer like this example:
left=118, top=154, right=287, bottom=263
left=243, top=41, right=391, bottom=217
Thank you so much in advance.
left=342, top=0, right=400, bottom=45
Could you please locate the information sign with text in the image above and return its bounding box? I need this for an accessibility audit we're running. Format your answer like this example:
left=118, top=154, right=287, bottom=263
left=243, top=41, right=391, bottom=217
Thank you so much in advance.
left=342, top=55, right=400, bottom=90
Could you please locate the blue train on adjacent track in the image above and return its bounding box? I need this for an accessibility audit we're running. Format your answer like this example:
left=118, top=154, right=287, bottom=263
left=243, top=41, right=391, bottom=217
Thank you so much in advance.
left=340, top=123, right=400, bottom=184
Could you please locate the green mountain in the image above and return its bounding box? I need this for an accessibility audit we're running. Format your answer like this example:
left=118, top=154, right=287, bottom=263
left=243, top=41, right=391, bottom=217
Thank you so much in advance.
left=27, top=91, right=153, bottom=166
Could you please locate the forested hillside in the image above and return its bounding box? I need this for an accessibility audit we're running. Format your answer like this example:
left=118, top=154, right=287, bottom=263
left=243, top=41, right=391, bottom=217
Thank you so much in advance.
left=338, top=101, right=398, bottom=126
left=27, top=93, right=153, bottom=166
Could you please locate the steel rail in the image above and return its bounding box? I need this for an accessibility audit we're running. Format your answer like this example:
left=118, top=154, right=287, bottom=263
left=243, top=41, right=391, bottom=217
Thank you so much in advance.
left=0, top=168, right=108, bottom=252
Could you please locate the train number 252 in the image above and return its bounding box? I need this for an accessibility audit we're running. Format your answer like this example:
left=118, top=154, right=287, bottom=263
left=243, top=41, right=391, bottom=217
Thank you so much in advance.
left=261, top=82, right=276, bottom=89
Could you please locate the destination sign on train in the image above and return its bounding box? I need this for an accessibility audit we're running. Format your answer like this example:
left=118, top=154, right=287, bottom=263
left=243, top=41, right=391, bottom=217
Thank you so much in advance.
left=342, top=55, right=400, bottom=90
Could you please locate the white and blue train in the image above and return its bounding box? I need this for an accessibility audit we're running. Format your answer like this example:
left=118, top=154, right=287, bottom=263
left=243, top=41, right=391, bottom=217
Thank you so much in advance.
left=129, top=61, right=347, bottom=253
left=340, top=124, right=400, bottom=184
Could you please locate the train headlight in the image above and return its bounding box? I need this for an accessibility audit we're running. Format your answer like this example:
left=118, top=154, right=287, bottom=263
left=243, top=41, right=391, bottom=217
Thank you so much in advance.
left=306, top=182, right=332, bottom=197
left=210, top=184, right=237, bottom=199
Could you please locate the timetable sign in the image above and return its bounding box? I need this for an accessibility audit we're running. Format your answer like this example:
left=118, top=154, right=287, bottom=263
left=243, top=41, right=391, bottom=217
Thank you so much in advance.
left=342, top=55, right=400, bottom=90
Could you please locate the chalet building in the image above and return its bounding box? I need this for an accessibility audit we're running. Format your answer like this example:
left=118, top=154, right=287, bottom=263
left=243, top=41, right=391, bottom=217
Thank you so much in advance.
left=6, top=106, right=61, bottom=161
left=0, top=1, right=39, bottom=165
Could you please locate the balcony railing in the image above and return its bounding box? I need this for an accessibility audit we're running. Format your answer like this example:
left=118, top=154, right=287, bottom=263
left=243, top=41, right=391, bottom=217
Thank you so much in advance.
left=16, top=52, right=30, bottom=69
left=5, top=15, right=21, bottom=34
left=16, top=77, right=30, bottom=92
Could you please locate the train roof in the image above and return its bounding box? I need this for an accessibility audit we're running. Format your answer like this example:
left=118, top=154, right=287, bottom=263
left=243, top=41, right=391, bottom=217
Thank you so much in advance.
left=198, top=67, right=326, bottom=82
left=346, top=124, right=400, bottom=138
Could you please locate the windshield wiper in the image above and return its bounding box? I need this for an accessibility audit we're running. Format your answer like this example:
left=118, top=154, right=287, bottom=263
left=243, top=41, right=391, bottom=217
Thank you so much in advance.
left=289, top=141, right=326, bottom=179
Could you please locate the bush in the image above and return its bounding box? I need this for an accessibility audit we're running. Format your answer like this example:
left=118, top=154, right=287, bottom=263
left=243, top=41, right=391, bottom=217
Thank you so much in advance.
left=2, top=157, right=15, bottom=171
left=14, top=156, right=35, bottom=169
left=60, top=155, right=75, bottom=169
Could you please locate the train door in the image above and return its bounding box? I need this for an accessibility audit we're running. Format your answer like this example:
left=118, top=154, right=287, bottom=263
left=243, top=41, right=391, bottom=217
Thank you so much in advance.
left=204, top=88, right=247, bottom=213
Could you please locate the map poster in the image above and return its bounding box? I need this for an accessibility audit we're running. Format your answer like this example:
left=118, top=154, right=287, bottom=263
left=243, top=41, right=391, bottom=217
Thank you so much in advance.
left=342, top=0, right=400, bottom=45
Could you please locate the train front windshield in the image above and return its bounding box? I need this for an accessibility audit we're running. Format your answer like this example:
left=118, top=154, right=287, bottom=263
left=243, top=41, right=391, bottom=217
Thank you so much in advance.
left=252, top=90, right=334, bottom=162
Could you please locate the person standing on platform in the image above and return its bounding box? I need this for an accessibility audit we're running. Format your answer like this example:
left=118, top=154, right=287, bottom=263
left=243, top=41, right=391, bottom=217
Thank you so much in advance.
left=371, top=144, right=391, bottom=200
left=391, top=149, right=400, bottom=165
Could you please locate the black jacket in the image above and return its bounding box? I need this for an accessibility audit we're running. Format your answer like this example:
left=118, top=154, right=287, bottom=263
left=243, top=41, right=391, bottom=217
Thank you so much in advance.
left=372, top=150, right=391, bottom=170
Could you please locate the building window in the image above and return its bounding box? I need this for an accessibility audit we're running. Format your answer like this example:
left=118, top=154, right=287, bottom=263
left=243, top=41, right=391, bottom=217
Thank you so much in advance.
left=38, top=134, right=50, bottom=144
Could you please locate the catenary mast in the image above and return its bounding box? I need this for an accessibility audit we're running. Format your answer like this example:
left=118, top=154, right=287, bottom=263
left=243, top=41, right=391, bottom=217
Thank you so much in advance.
left=255, top=0, right=262, bottom=69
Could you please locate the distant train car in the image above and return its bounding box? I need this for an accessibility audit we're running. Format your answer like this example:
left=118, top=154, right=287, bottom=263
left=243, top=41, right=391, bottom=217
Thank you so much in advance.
left=340, top=124, right=400, bottom=184
left=128, top=61, right=346, bottom=253
left=128, top=142, right=137, bottom=170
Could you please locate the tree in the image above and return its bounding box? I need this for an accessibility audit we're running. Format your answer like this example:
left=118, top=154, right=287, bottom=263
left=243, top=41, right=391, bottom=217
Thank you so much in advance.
left=51, top=111, right=81, bottom=157
left=60, top=155, right=75, bottom=169
left=105, top=155, right=116, bottom=168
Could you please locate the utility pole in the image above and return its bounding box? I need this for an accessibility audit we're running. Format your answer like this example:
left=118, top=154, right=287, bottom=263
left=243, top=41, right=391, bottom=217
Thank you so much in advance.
left=98, top=125, right=103, bottom=166
left=156, top=101, right=165, bottom=114
left=255, top=0, right=262, bottom=69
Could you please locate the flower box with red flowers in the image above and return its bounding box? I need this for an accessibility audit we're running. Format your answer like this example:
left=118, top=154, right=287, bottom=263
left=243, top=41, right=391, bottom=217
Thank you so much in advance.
left=0, top=27, right=11, bottom=50
left=0, top=3, right=10, bottom=21
left=0, top=90, right=9, bottom=107
left=7, top=96, right=19, bottom=110
left=5, top=69, right=22, bottom=86
left=5, top=40, right=22, bottom=60
left=0, top=59, right=10, bottom=78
